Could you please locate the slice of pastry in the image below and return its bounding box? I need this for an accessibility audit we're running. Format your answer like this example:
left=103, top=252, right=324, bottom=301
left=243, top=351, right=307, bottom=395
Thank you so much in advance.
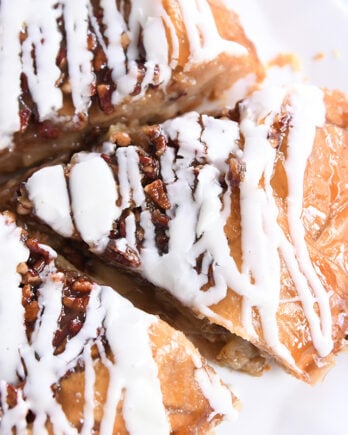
left=0, top=211, right=237, bottom=433
left=5, top=84, right=348, bottom=383
left=0, top=0, right=263, bottom=173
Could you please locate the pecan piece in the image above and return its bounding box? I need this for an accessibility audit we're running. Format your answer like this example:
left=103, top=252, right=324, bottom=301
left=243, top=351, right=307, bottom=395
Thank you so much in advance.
left=105, top=240, right=141, bottom=268
left=72, top=279, right=93, bottom=293
left=110, top=131, right=131, bottom=147
left=139, top=154, right=159, bottom=179
left=68, top=318, right=83, bottom=335
left=22, top=284, right=33, bottom=302
left=141, top=125, right=167, bottom=156
left=38, top=121, right=60, bottom=139
left=62, top=296, right=89, bottom=312
left=97, top=84, right=114, bottom=114
left=154, top=134, right=167, bottom=157
left=5, top=384, right=19, bottom=409
left=129, top=63, right=146, bottom=97
left=151, top=209, right=170, bottom=227
left=121, top=32, right=130, bottom=50
left=93, top=46, right=107, bottom=72
left=268, top=112, right=292, bottom=149
left=144, top=179, right=171, bottom=210
left=22, top=271, right=41, bottom=286
left=25, top=300, right=39, bottom=323
left=19, top=107, right=31, bottom=132
left=228, top=158, right=245, bottom=188
left=17, top=262, right=29, bottom=275
left=26, top=238, right=51, bottom=263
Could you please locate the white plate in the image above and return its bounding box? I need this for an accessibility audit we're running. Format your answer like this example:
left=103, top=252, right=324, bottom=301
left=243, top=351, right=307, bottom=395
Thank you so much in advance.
left=217, top=1, right=348, bottom=434
left=230, top=0, right=348, bottom=93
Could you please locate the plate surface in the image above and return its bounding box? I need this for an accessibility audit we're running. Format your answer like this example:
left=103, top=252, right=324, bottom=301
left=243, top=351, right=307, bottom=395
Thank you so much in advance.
left=217, top=1, right=348, bottom=433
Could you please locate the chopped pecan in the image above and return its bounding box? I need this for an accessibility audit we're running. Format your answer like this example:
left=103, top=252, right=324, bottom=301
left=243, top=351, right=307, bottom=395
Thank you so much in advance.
left=87, top=31, right=97, bottom=51
left=139, top=154, right=159, bottom=179
left=121, top=32, right=130, bottom=50
left=97, top=84, right=114, bottom=114
left=118, top=214, right=127, bottom=238
left=155, top=231, right=169, bottom=255
left=110, top=130, right=131, bottom=147
left=105, top=240, right=141, bottom=268
left=129, top=63, right=145, bottom=97
left=22, top=284, right=33, bottom=302
left=225, top=103, right=241, bottom=123
left=19, top=106, right=32, bottom=132
left=38, top=121, right=60, bottom=139
left=93, top=46, right=108, bottom=72
left=142, top=125, right=161, bottom=137
left=17, top=193, right=33, bottom=216
left=22, top=271, right=41, bottom=286
left=72, top=279, right=93, bottom=293
left=56, top=45, right=67, bottom=69
left=26, top=238, right=51, bottom=263
left=62, top=296, right=89, bottom=312
left=144, top=179, right=171, bottom=210
left=141, top=125, right=167, bottom=155
left=268, top=112, right=292, bottom=149
left=25, top=300, right=39, bottom=323
left=151, top=209, right=170, bottom=227
left=5, top=384, right=19, bottom=409
left=32, top=257, right=47, bottom=274
left=17, top=262, right=29, bottom=275
left=151, top=64, right=161, bottom=88
left=154, top=134, right=167, bottom=157
left=68, top=318, right=83, bottom=335
left=228, top=158, right=245, bottom=188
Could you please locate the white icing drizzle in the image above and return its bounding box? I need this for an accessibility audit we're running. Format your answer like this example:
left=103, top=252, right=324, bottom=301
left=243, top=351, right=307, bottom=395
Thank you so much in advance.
left=0, top=1, right=25, bottom=148
left=194, top=368, right=236, bottom=420
left=177, top=0, right=247, bottom=66
left=191, top=347, right=236, bottom=421
left=62, top=0, right=94, bottom=115
left=283, top=86, right=332, bottom=356
left=69, top=153, right=119, bottom=253
left=24, top=84, right=334, bottom=368
left=116, top=146, right=145, bottom=209
left=26, top=165, right=74, bottom=237
left=0, top=0, right=246, bottom=149
left=0, top=214, right=29, bottom=384
left=99, top=287, right=170, bottom=435
left=238, top=85, right=331, bottom=359
left=20, top=1, right=63, bottom=120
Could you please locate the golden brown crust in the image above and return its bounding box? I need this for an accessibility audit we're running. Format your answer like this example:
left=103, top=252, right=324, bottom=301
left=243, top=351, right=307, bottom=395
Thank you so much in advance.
left=55, top=321, right=231, bottom=434
left=211, top=89, right=348, bottom=382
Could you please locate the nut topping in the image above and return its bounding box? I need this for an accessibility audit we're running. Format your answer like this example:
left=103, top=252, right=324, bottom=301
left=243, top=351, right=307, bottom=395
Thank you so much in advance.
left=110, top=131, right=132, bottom=147
left=144, top=179, right=171, bottom=210
left=139, top=154, right=159, bottom=179
left=105, top=240, right=141, bottom=268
